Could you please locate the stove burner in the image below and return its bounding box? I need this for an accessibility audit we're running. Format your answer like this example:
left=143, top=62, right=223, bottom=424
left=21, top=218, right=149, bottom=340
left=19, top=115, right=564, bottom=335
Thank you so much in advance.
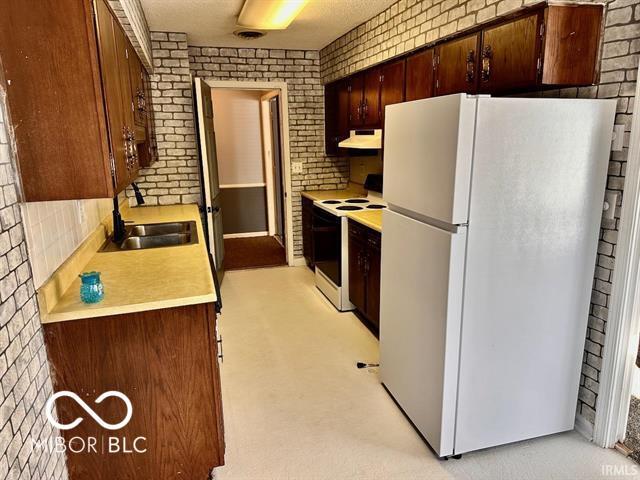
left=345, top=198, right=369, bottom=204
left=336, top=205, right=364, bottom=211
left=322, top=200, right=341, bottom=204
left=367, top=204, right=386, bottom=209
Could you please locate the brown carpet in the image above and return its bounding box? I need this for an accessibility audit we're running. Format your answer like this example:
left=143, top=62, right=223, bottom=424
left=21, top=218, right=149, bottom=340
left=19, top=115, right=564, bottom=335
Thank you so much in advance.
left=224, top=236, right=286, bottom=271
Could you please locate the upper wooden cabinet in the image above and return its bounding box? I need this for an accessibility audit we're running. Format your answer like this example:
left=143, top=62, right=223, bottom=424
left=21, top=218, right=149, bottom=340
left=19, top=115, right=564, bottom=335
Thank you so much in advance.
left=541, top=4, right=603, bottom=86
left=362, top=68, right=382, bottom=128
left=405, top=49, right=434, bottom=102
left=479, top=13, right=541, bottom=93
left=0, top=0, right=148, bottom=201
left=435, top=33, right=480, bottom=96
left=324, top=79, right=350, bottom=156
left=322, top=2, right=603, bottom=155
left=380, top=59, right=405, bottom=126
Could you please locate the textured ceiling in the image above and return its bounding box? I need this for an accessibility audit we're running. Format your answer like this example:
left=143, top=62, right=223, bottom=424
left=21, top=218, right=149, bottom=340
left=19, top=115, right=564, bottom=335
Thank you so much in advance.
left=139, top=0, right=397, bottom=50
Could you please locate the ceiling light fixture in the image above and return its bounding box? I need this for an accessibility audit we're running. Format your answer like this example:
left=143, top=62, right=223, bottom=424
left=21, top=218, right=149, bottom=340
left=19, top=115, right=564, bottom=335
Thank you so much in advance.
left=238, top=0, right=310, bottom=30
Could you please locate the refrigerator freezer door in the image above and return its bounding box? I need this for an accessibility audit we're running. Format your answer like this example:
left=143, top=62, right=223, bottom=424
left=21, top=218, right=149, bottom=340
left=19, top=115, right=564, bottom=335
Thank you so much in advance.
left=379, top=209, right=466, bottom=457
left=454, top=97, right=616, bottom=454
left=383, top=94, right=477, bottom=225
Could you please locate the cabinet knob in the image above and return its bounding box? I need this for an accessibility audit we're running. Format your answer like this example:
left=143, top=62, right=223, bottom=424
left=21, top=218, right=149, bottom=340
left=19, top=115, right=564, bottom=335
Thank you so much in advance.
left=481, top=45, right=492, bottom=82
left=466, top=50, right=476, bottom=83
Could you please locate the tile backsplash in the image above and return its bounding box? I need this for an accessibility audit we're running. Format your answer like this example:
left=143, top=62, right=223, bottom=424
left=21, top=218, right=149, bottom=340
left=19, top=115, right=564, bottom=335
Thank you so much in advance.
left=21, top=198, right=112, bottom=288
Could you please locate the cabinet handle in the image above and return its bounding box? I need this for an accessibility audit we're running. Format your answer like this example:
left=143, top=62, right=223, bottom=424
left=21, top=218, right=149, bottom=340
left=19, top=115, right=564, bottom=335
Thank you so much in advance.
left=363, top=99, right=368, bottom=119
left=465, top=50, right=475, bottom=83
left=123, top=127, right=138, bottom=173
left=364, top=254, right=370, bottom=275
left=136, top=88, right=147, bottom=116
left=481, top=45, right=492, bottom=82
left=217, top=335, right=224, bottom=363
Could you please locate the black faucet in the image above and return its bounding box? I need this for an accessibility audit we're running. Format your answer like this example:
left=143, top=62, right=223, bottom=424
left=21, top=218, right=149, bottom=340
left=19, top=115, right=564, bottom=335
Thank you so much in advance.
left=112, top=197, right=127, bottom=243
left=132, top=182, right=145, bottom=206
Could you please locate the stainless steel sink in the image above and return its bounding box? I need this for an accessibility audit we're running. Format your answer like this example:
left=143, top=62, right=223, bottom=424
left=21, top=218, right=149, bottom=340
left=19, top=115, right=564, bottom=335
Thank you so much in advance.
left=129, top=222, right=191, bottom=237
left=101, top=221, right=198, bottom=252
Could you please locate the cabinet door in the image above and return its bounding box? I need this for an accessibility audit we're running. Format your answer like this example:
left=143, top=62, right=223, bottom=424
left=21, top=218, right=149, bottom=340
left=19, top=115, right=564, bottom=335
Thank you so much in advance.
left=95, top=0, right=127, bottom=192
left=541, top=5, right=603, bottom=86
left=479, top=13, right=541, bottom=93
left=129, top=52, right=146, bottom=127
left=113, top=26, right=139, bottom=185
left=435, top=33, right=480, bottom=96
left=380, top=60, right=405, bottom=126
left=138, top=69, right=158, bottom=167
left=302, top=197, right=314, bottom=269
left=365, top=232, right=382, bottom=329
left=362, top=68, right=382, bottom=128
left=337, top=79, right=350, bottom=141
left=348, top=222, right=367, bottom=314
left=348, top=74, right=364, bottom=128
left=405, top=49, right=434, bottom=102
left=324, top=81, right=339, bottom=156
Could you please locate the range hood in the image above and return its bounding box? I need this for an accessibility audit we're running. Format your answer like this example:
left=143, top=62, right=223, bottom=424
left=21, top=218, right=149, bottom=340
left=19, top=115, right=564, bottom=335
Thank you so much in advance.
left=338, top=129, right=382, bottom=149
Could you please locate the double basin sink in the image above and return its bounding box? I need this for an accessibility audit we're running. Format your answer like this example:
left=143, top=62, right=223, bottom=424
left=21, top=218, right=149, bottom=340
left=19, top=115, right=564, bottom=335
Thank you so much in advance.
left=101, top=221, right=198, bottom=252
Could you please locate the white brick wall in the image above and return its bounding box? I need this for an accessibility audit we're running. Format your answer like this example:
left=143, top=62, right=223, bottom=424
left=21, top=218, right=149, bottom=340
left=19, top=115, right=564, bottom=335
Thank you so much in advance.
left=134, top=34, right=350, bottom=257
left=320, top=0, right=640, bottom=427
left=0, top=86, right=68, bottom=479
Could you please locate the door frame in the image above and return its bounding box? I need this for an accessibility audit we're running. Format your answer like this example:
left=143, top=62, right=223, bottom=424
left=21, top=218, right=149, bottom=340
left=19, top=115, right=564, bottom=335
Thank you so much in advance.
left=259, top=90, right=279, bottom=237
left=205, top=80, right=295, bottom=266
left=594, top=64, right=640, bottom=448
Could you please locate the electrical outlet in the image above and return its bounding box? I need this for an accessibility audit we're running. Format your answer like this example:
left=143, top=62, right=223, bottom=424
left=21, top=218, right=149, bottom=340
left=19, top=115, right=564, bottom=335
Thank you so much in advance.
left=292, top=162, right=303, bottom=174
left=612, top=124, right=625, bottom=151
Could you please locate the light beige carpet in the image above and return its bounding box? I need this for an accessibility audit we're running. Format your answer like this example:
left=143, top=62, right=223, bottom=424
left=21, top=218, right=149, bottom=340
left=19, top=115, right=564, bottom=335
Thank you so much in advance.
left=215, top=266, right=637, bottom=480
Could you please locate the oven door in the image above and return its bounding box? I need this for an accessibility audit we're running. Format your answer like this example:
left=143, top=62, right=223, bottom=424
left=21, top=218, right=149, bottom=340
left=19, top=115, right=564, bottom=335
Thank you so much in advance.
left=312, top=206, right=342, bottom=286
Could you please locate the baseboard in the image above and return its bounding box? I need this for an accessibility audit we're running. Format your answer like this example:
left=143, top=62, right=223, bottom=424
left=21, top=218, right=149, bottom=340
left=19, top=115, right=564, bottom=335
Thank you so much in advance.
left=575, top=413, right=594, bottom=440
left=223, top=231, right=268, bottom=239
left=290, top=257, right=307, bottom=267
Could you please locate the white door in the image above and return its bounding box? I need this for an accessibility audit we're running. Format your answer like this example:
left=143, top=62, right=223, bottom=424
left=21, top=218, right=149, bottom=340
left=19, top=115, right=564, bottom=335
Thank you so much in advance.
left=383, top=94, right=476, bottom=225
left=194, top=78, right=224, bottom=278
left=379, top=209, right=466, bottom=457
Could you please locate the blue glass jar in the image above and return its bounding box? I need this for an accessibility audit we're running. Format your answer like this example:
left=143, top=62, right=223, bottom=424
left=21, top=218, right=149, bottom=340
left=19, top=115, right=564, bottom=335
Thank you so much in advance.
left=79, top=271, right=105, bottom=304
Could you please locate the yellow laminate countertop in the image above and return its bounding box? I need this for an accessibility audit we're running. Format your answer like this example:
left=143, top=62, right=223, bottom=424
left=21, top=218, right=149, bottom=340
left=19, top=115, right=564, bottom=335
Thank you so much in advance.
left=346, top=210, right=383, bottom=233
left=301, top=188, right=366, bottom=201
left=41, top=204, right=216, bottom=324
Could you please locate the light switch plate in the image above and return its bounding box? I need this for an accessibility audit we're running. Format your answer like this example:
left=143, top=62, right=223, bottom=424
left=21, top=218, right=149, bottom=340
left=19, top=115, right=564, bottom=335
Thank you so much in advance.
left=292, top=162, right=303, bottom=174
left=612, top=124, right=625, bottom=151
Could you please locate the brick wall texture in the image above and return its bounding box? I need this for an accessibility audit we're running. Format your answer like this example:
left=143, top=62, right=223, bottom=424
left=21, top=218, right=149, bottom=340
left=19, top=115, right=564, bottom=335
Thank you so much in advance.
left=0, top=90, right=68, bottom=478
left=134, top=32, right=349, bottom=256
left=319, top=0, right=640, bottom=427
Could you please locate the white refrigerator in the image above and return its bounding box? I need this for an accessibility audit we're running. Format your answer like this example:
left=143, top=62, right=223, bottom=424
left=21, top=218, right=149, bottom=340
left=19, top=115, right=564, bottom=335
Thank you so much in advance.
left=379, top=94, right=616, bottom=457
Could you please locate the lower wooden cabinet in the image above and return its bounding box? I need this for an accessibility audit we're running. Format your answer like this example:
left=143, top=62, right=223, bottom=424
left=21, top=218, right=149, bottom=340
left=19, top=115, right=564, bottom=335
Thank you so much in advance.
left=348, top=220, right=381, bottom=329
left=302, top=196, right=315, bottom=269
left=43, top=303, right=225, bottom=479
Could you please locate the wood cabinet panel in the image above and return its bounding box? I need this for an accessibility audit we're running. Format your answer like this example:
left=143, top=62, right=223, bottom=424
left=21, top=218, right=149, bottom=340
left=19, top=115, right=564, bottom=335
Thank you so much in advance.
left=542, top=5, right=603, bottom=86
left=302, top=196, right=314, bottom=269
left=348, top=74, right=364, bottom=128
left=337, top=79, right=350, bottom=140
left=0, top=0, right=113, bottom=201
left=324, top=81, right=339, bottom=156
left=380, top=60, right=405, bottom=126
left=348, top=226, right=367, bottom=314
left=362, top=68, right=382, bottom=128
left=43, top=303, right=225, bottom=479
left=435, top=33, right=480, bottom=96
left=479, top=13, right=541, bottom=93
left=349, top=221, right=381, bottom=330
left=405, top=49, right=434, bottom=102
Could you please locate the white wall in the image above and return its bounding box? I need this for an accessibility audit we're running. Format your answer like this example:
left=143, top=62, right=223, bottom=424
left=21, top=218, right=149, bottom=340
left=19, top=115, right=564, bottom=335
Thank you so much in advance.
left=211, top=89, right=267, bottom=186
left=21, top=198, right=112, bottom=288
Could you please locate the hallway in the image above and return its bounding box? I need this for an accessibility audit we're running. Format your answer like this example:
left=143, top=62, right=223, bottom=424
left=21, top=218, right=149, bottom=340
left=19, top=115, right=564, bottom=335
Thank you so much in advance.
left=215, top=266, right=639, bottom=480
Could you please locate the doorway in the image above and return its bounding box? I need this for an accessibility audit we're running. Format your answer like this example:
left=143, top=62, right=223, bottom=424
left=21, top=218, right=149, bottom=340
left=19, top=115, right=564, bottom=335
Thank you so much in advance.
left=195, top=79, right=292, bottom=272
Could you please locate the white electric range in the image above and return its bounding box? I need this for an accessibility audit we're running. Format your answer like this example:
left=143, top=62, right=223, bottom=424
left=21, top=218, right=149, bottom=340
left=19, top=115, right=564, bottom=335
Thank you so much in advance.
left=312, top=193, right=387, bottom=311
